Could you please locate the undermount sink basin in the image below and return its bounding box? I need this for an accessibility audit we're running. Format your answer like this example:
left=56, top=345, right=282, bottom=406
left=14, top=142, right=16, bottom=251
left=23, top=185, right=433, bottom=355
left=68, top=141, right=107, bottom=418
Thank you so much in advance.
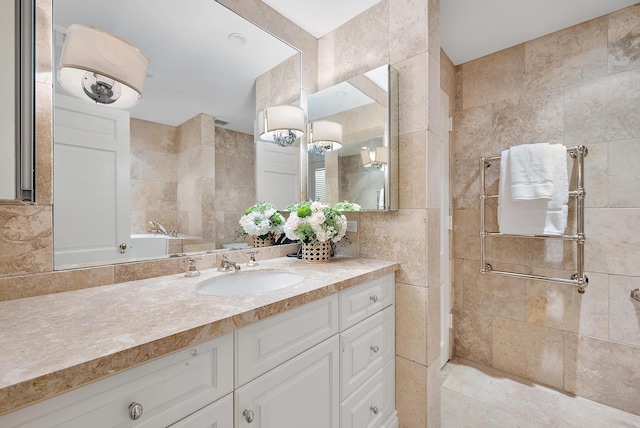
left=196, top=271, right=305, bottom=296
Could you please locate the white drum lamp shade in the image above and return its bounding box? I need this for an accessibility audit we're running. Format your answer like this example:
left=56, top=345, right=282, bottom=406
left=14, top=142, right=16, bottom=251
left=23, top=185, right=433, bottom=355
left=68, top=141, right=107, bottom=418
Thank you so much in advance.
left=361, top=146, right=388, bottom=167
left=258, top=105, right=305, bottom=145
left=310, top=120, right=342, bottom=151
left=58, top=24, right=149, bottom=108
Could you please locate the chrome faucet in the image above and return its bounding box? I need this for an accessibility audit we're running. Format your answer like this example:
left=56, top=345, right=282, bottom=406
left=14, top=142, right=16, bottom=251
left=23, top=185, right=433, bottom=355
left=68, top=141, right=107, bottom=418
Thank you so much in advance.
left=148, top=220, right=168, bottom=234
left=218, top=255, right=241, bottom=272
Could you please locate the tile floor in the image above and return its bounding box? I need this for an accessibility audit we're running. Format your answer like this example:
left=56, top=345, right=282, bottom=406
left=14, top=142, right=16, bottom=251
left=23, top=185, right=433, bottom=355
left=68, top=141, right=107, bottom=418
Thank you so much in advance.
left=441, top=358, right=640, bottom=428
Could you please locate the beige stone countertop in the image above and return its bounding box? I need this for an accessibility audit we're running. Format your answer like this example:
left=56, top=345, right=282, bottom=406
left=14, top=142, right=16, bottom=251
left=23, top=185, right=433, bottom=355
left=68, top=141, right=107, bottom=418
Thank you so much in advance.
left=0, top=256, right=398, bottom=415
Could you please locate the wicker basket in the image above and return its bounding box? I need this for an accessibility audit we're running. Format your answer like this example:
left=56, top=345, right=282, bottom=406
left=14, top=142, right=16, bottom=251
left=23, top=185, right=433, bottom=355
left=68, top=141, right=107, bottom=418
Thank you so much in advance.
left=301, top=240, right=331, bottom=263
left=253, top=234, right=274, bottom=247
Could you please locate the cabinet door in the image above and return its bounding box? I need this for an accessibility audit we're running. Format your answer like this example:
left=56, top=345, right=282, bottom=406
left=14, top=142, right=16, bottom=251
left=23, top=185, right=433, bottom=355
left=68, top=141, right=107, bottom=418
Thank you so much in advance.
left=0, top=334, right=233, bottom=428
left=235, top=336, right=340, bottom=428
left=169, top=394, right=233, bottom=428
left=341, top=306, right=394, bottom=400
left=340, top=360, right=395, bottom=428
left=236, top=294, right=339, bottom=386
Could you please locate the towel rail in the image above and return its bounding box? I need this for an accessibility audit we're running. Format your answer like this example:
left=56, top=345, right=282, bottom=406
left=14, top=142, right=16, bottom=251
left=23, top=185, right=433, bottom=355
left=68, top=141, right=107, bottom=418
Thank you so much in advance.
left=479, top=145, right=589, bottom=293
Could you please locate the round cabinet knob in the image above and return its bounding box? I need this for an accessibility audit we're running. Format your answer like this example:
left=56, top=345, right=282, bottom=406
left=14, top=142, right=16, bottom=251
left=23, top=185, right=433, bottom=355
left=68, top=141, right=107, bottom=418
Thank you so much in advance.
left=371, top=345, right=380, bottom=353
left=370, top=406, right=379, bottom=415
left=370, top=295, right=379, bottom=303
left=128, top=402, right=143, bottom=420
left=243, top=409, right=255, bottom=423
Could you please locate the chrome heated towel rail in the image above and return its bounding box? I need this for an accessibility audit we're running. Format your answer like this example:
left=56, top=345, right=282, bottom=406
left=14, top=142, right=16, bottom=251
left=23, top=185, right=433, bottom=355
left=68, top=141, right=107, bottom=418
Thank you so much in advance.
left=479, top=145, right=589, bottom=293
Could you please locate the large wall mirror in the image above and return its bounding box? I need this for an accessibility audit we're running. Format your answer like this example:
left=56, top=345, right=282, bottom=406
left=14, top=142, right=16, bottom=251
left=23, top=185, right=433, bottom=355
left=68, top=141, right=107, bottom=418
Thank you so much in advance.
left=1, top=0, right=34, bottom=202
left=52, top=0, right=300, bottom=268
left=304, top=65, right=398, bottom=211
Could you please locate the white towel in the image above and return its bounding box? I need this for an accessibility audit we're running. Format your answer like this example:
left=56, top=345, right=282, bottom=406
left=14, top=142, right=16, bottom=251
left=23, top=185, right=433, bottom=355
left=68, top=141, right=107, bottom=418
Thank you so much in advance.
left=498, top=144, right=569, bottom=236
left=509, top=143, right=554, bottom=200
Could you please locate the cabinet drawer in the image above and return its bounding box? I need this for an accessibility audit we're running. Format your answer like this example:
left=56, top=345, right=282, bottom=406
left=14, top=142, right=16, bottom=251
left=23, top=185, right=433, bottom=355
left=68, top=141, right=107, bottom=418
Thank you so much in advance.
left=168, top=393, right=233, bottom=428
left=235, top=336, right=340, bottom=428
left=340, top=274, right=394, bottom=330
left=1, top=333, right=233, bottom=428
left=341, top=306, right=394, bottom=400
left=235, top=294, right=339, bottom=387
left=340, top=359, right=395, bottom=428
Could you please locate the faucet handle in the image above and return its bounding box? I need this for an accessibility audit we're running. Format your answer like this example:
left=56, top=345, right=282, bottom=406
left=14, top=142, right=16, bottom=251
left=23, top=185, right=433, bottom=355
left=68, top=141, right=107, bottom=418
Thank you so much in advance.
left=185, top=257, right=201, bottom=277
left=245, top=249, right=259, bottom=267
left=218, top=255, right=233, bottom=272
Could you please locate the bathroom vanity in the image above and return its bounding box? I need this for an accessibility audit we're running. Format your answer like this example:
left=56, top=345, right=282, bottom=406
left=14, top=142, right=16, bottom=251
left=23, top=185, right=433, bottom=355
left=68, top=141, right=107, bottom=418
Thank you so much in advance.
left=0, top=257, right=398, bottom=427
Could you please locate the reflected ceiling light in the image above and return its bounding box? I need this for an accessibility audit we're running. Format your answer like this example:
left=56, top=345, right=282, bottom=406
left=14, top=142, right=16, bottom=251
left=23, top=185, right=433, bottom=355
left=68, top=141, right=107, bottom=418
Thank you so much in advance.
left=361, top=146, right=388, bottom=169
left=258, top=105, right=305, bottom=147
left=228, top=32, right=247, bottom=45
left=58, top=24, right=149, bottom=108
left=308, top=120, right=342, bottom=155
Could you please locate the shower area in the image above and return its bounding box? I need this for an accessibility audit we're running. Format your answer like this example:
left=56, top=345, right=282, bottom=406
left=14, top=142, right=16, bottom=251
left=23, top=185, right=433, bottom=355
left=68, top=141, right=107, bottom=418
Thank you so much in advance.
left=445, top=2, right=640, bottom=424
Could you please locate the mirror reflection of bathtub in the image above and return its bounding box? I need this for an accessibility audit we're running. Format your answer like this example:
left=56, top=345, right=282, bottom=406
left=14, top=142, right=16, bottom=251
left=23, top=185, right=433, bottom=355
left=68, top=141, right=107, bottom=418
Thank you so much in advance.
left=129, top=234, right=181, bottom=259
left=129, top=234, right=240, bottom=259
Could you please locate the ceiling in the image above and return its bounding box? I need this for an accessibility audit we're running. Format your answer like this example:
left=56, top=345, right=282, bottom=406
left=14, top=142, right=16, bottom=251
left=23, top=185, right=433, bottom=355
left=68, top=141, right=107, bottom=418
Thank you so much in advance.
left=263, top=0, right=638, bottom=65
left=440, top=0, right=639, bottom=65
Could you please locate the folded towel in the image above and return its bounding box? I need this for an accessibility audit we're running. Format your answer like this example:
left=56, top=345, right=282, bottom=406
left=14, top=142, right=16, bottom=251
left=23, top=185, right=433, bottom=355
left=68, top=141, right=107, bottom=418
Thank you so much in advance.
left=547, top=144, right=569, bottom=210
left=509, top=143, right=554, bottom=200
left=498, top=145, right=569, bottom=236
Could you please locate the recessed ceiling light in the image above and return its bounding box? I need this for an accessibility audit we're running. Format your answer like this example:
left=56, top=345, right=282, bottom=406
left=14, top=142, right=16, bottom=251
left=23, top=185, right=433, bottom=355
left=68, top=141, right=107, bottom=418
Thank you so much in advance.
left=335, top=91, right=346, bottom=97
left=228, top=32, right=247, bottom=45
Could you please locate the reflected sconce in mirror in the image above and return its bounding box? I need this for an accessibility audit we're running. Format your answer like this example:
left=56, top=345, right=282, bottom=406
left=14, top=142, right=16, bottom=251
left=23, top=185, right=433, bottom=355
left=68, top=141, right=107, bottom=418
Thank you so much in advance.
left=58, top=24, right=149, bottom=108
left=258, top=104, right=305, bottom=147
left=308, top=120, right=342, bottom=155
left=361, top=147, right=388, bottom=169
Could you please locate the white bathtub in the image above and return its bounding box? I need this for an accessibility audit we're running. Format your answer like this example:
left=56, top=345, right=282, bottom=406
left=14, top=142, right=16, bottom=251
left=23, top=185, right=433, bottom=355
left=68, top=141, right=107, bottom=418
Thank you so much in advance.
left=130, top=234, right=170, bottom=258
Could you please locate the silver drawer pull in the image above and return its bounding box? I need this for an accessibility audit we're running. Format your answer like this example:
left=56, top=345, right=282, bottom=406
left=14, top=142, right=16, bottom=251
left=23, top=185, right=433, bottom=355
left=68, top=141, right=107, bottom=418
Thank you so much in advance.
left=128, top=402, right=143, bottom=420
left=370, top=406, right=379, bottom=415
left=371, top=345, right=380, bottom=353
left=243, top=409, right=255, bottom=423
left=370, top=295, right=379, bottom=303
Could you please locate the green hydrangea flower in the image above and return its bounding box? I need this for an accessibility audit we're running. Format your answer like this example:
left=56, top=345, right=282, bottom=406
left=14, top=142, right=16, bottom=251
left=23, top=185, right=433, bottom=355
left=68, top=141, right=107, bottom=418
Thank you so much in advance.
left=297, top=205, right=312, bottom=218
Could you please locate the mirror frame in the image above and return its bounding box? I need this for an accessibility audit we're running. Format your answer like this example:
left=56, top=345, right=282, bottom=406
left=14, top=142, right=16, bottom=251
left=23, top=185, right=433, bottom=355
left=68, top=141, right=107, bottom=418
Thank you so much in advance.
left=2, top=0, right=35, bottom=203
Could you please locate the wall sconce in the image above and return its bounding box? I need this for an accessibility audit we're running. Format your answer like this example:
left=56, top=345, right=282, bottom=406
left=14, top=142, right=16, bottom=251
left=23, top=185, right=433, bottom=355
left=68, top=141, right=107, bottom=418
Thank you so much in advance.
left=58, top=24, right=149, bottom=108
left=361, top=147, right=388, bottom=169
left=258, top=105, right=305, bottom=147
left=308, top=120, right=342, bottom=155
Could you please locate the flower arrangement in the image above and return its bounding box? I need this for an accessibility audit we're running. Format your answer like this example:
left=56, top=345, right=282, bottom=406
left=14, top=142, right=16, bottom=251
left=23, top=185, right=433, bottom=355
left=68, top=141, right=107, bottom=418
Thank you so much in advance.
left=238, top=202, right=285, bottom=239
left=334, top=200, right=363, bottom=211
left=284, top=201, right=347, bottom=244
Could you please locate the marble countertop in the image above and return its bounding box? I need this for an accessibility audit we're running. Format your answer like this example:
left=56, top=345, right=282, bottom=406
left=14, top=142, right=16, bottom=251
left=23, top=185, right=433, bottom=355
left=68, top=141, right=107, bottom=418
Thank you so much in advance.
left=0, top=256, right=398, bottom=415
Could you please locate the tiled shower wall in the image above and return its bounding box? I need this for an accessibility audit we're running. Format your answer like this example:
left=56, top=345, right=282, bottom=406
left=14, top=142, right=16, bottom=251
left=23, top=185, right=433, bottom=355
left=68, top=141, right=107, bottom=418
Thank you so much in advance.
left=451, top=4, right=640, bottom=415
left=129, top=116, right=254, bottom=247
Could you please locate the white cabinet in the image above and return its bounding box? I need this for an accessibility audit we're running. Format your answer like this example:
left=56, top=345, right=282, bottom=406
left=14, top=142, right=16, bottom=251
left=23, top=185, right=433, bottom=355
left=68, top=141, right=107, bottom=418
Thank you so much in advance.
left=339, top=274, right=397, bottom=428
left=235, top=336, right=340, bottom=428
left=1, top=273, right=397, bottom=428
left=235, top=294, right=339, bottom=387
left=0, top=333, right=234, bottom=428
left=340, top=274, right=394, bottom=330
left=341, top=306, right=395, bottom=400
left=340, top=359, right=395, bottom=428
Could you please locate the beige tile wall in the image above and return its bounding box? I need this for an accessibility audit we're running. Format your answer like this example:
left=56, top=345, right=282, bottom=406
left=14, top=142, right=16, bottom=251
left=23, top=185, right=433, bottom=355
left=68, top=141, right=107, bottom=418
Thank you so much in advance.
left=130, top=119, right=178, bottom=234
left=451, top=4, right=640, bottom=415
left=130, top=116, right=254, bottom=248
